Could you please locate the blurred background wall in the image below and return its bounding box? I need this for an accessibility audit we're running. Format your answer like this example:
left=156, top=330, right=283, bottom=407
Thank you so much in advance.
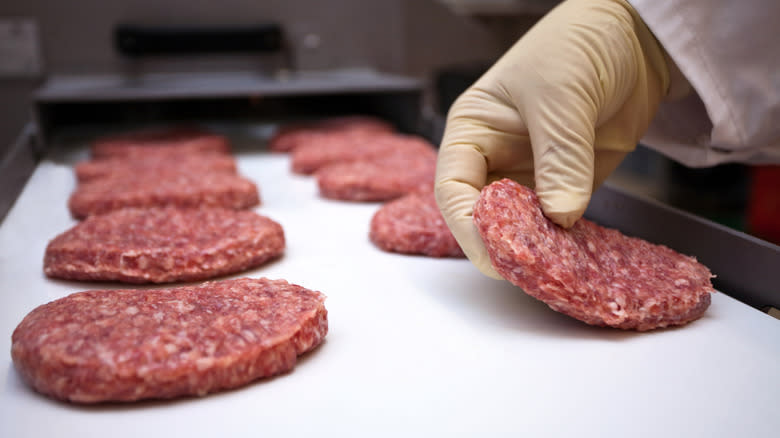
left=0, top=0, right=543, bottom=155
left=0, top=0, right=773, bottom=243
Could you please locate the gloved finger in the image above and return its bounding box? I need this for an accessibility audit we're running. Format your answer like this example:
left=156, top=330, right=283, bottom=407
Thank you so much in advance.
left=435, top=146, right=503, bottom=280
left=436, top=180, right=503, bottom=280
left=436, top=90, right=531, bottom=280
left=435, top=140, right=535, bottom=281
left=529, top=92, right=645, bottom=228
left=500, top=0, right=651, bottom=228
left=523, top=83, right=598, bottom=229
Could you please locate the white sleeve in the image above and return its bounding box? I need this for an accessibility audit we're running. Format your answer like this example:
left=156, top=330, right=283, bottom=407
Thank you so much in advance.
left=628, top=0, right=780, bottom=167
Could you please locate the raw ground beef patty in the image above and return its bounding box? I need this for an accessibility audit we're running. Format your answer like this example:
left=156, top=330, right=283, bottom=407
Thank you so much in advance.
left=268, top=115, right=395, bottom=153
left=473, top=179, right=714, bottom=331
left=316, top=151, right=437, bottom=202
left=90, top=126, right=231, bottom=159
left=11, top=277, right=327, bottom=403
left=74, top=154, right=238, bottom=183
left=45, top=207, right=284, bottom=283
left=370, top=191, right=465, bottom=258
left=68, top=171, right=260, bottom=219
left=290, top=133, right=435, bottom=175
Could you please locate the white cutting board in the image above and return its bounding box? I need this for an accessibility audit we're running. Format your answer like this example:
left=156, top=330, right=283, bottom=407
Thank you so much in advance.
left=0, top=140, right=777, bottom=438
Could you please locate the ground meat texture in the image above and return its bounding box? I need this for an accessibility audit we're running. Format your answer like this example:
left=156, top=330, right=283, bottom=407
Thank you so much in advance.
left=68, top=171, right=260, bottom=219
left=91, top=126, right=231, bottom=159
left=75, top=154, right=237, bottom=183
left=316, top=151, right=437, bottom=202
left=11, top=277, right=327, bottom=403
left=44, top=207, right=284, bottom=283
left=370, top=191, right=465, bottom=258
left=291, top=133, right=435, bottom=175
left=473, top=179, right=714, bottom=331
left=269, top=115, right=395, bottom=153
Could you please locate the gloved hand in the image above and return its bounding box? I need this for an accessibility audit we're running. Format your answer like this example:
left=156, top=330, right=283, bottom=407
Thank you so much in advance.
left=435, top=0, right=672, bottom=279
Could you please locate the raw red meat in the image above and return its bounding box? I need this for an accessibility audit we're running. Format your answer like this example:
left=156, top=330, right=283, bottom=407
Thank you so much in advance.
left=74, top=154, right=237, bottom=183
left=473, top=179, right=714, bottom=331
left=11, top=277, right=327, bottom=403
left=316, top=151, right=436, bottom=202
left=91, top=126, right=231, bottom=159
left=269, top=115, right=395, bottom=153
left=45, top=207, right=284, bottom=283
left=68, top=171, right=260, bottom=219
left=290, top=133, right=434, bottom=175
left=370, top=191, right=465, bottom=258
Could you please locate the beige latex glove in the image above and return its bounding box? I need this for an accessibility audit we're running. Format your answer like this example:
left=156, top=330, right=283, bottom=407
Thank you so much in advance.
left=435, top=0, right=671, bottom=279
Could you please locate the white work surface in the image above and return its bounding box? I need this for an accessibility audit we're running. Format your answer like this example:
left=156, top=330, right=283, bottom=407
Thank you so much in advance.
left=1, top=135, right=778, bottom=438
